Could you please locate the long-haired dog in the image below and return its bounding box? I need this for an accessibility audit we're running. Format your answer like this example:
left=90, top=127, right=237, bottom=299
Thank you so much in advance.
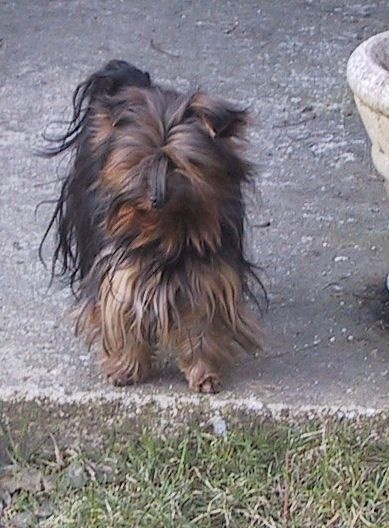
left=41, top=60, right=262, bottom=393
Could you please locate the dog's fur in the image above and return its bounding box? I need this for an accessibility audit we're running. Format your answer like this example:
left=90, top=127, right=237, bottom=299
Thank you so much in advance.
left=42, top=60, right=262, bottom=393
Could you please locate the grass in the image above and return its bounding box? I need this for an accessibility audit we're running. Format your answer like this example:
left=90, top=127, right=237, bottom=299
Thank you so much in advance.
left=1, top=421, right=388, bottom=527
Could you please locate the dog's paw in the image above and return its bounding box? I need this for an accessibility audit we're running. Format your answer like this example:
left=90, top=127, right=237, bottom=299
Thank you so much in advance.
left=102, top=356, right=151, bottom=387
left=198, top=375, right=221, bottom=394
left=107, top=370, right=134, bottom=387
left=188, top=372, right=221, bottom=394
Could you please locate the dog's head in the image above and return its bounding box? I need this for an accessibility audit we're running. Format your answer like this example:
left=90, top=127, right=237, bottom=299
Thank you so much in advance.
left=90, top=88, right=250, bottom=257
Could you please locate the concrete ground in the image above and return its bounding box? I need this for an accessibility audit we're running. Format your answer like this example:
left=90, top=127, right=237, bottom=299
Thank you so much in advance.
left=1, top=0, right=389, bottom=427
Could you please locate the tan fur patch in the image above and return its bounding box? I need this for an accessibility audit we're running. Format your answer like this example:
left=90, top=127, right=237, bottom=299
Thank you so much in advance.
left=77, top=253, right=261, bottom=388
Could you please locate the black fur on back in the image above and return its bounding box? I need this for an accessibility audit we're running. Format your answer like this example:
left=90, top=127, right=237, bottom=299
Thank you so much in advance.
left=40, top=60, right=152, bottom=293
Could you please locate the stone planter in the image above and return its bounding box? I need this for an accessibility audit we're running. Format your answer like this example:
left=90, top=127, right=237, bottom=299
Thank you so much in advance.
left=347, top=31, right=389, bottom=189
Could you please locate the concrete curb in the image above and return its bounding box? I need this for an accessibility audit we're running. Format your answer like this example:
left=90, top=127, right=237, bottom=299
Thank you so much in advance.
left=1, top=390, right=387, bottom=457
left=1, top=387, right=387, bottom=423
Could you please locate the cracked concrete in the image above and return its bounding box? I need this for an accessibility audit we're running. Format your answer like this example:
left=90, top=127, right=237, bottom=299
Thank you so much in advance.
left=1, top=0, right=389, bottom=431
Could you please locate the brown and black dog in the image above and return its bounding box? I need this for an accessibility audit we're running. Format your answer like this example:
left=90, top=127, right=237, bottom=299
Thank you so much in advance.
left=42, top=60, right=263, bottom=393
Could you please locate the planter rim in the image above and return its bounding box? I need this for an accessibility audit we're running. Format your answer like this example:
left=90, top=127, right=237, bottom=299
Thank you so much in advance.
left=347, top=31, right=389, bottom=115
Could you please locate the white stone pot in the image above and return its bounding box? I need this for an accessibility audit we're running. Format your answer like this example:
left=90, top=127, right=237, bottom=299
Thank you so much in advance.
left=347, top=31, right=389, bottom=188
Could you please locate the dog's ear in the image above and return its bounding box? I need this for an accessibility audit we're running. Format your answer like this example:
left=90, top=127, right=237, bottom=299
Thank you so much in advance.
left=189, top=92, right=248, bottom=139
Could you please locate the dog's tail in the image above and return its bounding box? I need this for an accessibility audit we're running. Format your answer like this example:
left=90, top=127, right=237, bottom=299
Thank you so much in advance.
left=43, top=60, right=151, bottom=157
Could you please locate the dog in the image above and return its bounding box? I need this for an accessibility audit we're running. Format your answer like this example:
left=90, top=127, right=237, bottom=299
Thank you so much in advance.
left=41, top=60, right=262, bottom=393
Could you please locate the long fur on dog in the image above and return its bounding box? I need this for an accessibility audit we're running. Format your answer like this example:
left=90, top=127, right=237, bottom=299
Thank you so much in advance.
left=41, top=59, right=262, bottom=393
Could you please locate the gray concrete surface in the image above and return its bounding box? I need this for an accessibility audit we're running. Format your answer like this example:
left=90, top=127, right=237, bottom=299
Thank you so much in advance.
left=1, top=0, right=389, bottom=422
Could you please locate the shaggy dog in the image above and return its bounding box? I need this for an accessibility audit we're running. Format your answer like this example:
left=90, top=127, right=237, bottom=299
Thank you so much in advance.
left=42, top=60, right=262, bottom=393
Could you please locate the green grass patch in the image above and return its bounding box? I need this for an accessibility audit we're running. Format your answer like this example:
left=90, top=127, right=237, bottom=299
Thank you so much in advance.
left=1, top=422, right=388, bottom=527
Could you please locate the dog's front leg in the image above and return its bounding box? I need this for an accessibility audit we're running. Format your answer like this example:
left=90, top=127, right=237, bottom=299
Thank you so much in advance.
left=100, top=342, right=152, bottom=387
left=98, top=267, right=153, bottom=386
left=175, top=325, right=223, bottom=394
